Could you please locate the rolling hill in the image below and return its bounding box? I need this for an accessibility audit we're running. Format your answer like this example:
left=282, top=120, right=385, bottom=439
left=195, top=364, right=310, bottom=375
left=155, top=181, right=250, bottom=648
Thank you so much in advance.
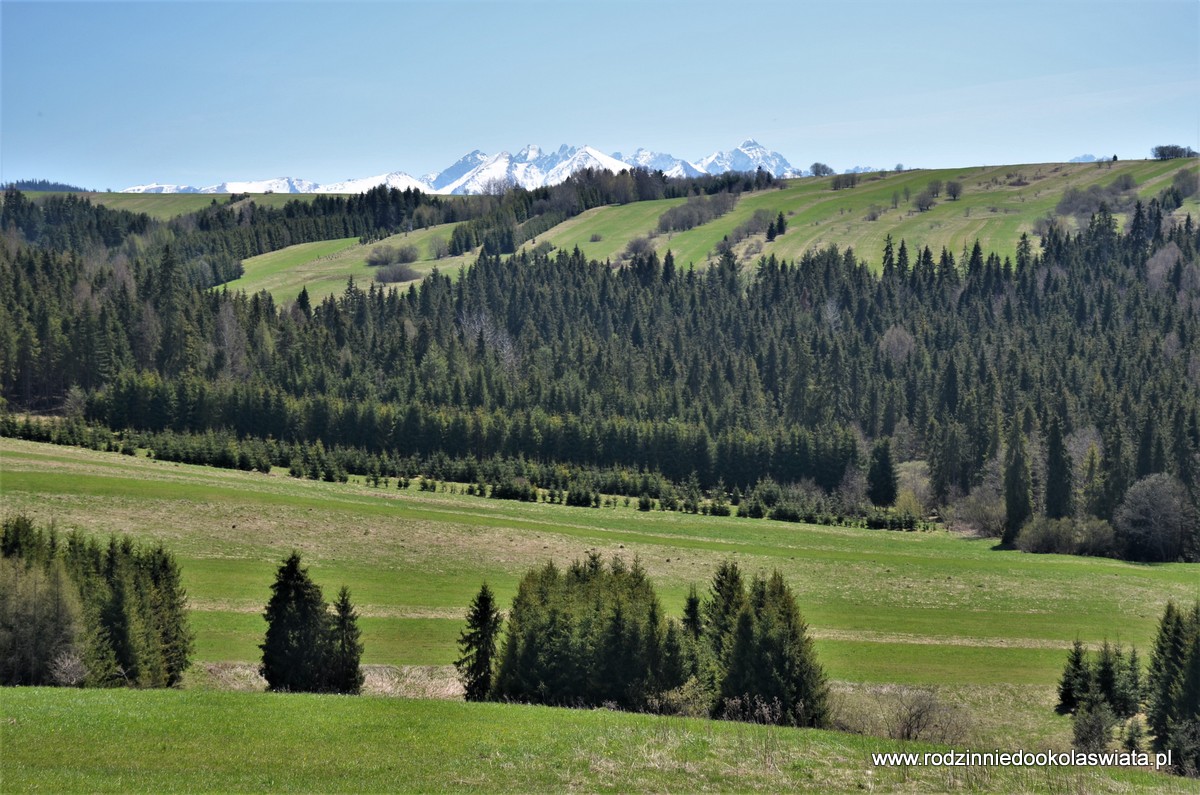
left=29, top=158, right=1199, bottom=304
left=527, top=159, right=1198, bottom=268
left=216, top=158, right=1198, bottom=302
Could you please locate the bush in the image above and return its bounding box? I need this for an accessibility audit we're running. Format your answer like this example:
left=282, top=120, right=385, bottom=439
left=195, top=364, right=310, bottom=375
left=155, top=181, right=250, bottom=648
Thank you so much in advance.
left=1056, top=174, right=1138, bottom=220
left=831, top=173, right=859, bottom=191
left=951, top=483, right=1005, bottom=537
left=375, top=263, right=421, bottom=283
left=1016, top=516, right=1117, bottom=557
left=1114, top=474, right=1198, bottom=561
left=1152, top=144, right=1198, bottom=160
left=367, top=244, right=417, bottom=267
left=658, top=193, right=736, bottom=233
left=622, top=236, right=653, bottom=261
left=1073, top=698, right=1117, bottom=753
left=428, top=236, right=450, bottom=259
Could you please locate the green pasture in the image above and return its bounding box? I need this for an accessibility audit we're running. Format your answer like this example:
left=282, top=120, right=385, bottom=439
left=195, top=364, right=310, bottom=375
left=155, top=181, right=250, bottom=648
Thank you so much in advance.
left=523, top=160, right=1198, bottom=269
left=3, top=437, right=1196, bottom=729
left=221, top=224, right=474, bottom=303
left=3, top=688, right=1188, bottom=793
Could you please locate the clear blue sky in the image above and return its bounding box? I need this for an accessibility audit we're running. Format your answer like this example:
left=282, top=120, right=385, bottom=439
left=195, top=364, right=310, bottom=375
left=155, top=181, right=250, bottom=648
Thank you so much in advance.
left=2, top=0, right=1197, bottom=190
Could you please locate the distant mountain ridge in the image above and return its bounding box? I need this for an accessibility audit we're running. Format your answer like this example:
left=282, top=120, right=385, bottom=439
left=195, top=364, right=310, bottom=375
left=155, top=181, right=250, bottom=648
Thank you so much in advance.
left=121, top=139, right=802, bottom=196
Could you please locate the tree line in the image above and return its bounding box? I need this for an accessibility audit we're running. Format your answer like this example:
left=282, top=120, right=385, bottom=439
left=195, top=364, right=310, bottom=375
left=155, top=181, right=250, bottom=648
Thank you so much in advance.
left=0, top=515, right=193, bottom=688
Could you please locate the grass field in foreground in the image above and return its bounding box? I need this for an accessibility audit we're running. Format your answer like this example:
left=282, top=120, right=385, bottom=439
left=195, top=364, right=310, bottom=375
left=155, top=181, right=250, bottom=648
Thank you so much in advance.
left=2, top=688, right=1189, bottom=793
left=3, top=436, right=1198, bottom=749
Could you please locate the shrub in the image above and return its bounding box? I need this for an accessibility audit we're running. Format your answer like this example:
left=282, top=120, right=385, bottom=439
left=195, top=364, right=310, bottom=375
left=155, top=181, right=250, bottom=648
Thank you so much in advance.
left=428, top=236, right=450, bottom=259
left=1114, top=474, right=1198, bottom=561
left=1073, top=698, right=1117, bottom=753
left=374, top=263, right=420, bottom=283
left=1016, top=516, right=1116, bottom=557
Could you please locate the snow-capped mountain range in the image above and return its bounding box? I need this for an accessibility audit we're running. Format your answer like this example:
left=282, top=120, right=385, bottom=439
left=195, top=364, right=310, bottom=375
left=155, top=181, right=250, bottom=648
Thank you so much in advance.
left=122, top=140, right=803, bottom=195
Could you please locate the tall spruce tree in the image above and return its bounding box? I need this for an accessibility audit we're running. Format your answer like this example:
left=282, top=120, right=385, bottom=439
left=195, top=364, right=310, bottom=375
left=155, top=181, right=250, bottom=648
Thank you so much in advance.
left=328, top=585, right=364, bottom=694
left=260, top=552, right=330, bottom=692
left=867, top=437, right=898, bottom=507
left=703, top=560, right=745, bottom=659
left=1003, top=421, right=1033, bottom=545
left=455, top=582, right=503, bottom=701
left=1058, top=639, right=1092, bottom=714
left=1044, top=417, right=1074, bottom=520
left=717, top=571, right=828, bottom=728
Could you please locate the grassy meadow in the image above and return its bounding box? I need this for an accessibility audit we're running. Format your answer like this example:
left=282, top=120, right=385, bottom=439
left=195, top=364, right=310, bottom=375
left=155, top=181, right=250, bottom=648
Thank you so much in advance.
left=5, top=687, right=1192, bottom=793
left=3, top=436, right=1197, bottom=764
left=219, top=224, right=477, bottom=302
left=522, top=159, right=1199, bottom=268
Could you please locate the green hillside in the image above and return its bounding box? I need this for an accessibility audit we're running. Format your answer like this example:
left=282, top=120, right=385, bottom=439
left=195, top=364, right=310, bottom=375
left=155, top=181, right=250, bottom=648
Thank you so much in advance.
left=220, top=223, right=477, bottom=302
left=4, top=437, right=1198, bottom=753
left=187, top=159, right=1198, bottom=302
left=525, top=160, right=1199, bottom=268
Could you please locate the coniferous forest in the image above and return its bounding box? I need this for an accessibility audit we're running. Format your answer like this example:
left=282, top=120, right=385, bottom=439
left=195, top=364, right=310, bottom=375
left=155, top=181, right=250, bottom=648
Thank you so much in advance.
left=0, top=184, right=1198, bottom=562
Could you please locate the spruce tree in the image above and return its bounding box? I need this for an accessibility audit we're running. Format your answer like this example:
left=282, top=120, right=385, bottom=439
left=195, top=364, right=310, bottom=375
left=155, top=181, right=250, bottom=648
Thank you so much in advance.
left=1146, top=601, right=1189, bottom=747
left=260, top=552, right=330, bottom=692
left=1058, top=639, right=1092, bottom=714
left=1044, top=417, right=1074, bottom=519
left=145, top=543, right=194, bottom=686
left=328, top=585, right=364, bottom=694
left=1003, top=420, right=1033, bottom=545
left=682, top=584, right=702, bottom=640
left=867, top=437, right=898, bottom=507
left=703, top=560, right=745, bottom=659
left=455, top=582, right=503, bottom=701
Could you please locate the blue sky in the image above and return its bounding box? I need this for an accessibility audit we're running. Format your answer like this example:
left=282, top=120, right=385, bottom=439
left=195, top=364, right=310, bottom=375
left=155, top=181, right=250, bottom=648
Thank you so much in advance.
left=2, top=0, right=1197, bottom=190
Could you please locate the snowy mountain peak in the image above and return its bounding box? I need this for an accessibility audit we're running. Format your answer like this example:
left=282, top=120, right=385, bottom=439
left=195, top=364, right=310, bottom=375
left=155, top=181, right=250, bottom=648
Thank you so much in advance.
left=315, top=171, right=427, bottom=194
left=614, top=148, right=705, bottom=179
left=124, top=183, right=200, bottom=194
left=425, top=150, right=489, bottom=191
left=201, top=177, right=319, bottom=194
left=516, top=144, right=543, bottom=162
left=122, top=140, right=803, bottom=196
left=698, top=141, right=798, bottom=178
